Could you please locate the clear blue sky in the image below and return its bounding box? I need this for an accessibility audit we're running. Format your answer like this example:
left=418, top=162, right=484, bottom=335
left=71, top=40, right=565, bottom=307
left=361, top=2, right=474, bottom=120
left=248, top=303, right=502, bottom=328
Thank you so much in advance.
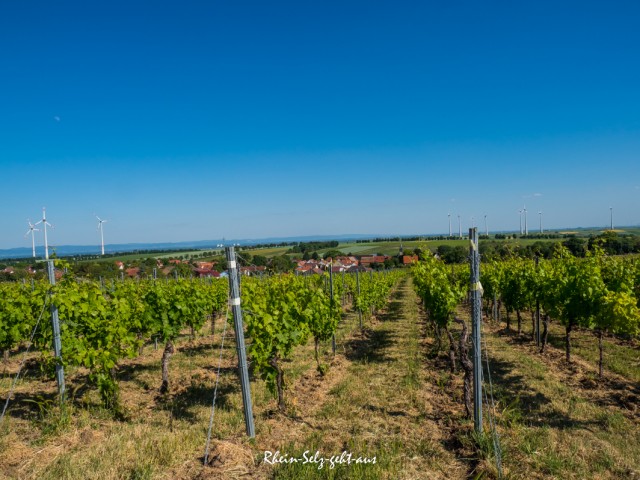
left=1, top=1, right=639, bottom=249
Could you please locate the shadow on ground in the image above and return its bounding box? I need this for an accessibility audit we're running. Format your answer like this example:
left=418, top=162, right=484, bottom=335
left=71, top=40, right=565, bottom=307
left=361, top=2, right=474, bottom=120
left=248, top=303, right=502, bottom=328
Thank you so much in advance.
left=344, top=328, right=394, bottom=364
left=488, top=357, right=604, bottom=430
left=156, top=381, right=237, bottom=422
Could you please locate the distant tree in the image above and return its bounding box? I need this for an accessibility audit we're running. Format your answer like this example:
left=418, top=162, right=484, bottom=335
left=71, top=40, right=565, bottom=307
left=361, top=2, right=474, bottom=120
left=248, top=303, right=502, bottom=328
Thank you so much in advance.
left=144, top=257, right=157, bottom=268
left=237, top=252, right=253, bottom=266
left=269, top=255, right=293, bottom=273
left=563, top=237, right=586, bottom=257
left=323, top=249, right=343, bottom=260
left=212, top=256, right=227, bottom=272
left=526, top=241, right=554, bottom=259
left=589, top=231, right=625, bottom=255
left=383, top=258, right=396, bottom=269
left=252, top=255, right=268, bottom=267
left=288, top=240, right=340, bottom=254
left=174, top=263, right=193, bottom=278
left=437, top=245, right=467, bottom=264
left=311, top=252, right=319, bottom=260
left=302, top=252, right=310, bottom=260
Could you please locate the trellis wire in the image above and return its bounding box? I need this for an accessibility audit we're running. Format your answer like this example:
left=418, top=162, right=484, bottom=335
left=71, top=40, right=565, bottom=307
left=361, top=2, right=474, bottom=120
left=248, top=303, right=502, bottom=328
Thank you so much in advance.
left=236, top=253, right=265, bottom=274
left=203, top=289, right=232, bottom=465
left=482, top=336, right=504, bottom=478
left=0, top=295, right=49, bottom=426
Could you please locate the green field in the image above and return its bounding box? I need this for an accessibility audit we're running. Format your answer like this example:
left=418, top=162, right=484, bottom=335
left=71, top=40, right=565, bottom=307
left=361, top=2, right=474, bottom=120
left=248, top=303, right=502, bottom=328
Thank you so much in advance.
left=240, top=246, right=292, bottom=257
left=316, top=237, right=564, bottom=258
left=243, top=237, right=569, bottom=260
left=76, top=227, right=639, bottom=264
left=77, top=249, right=223, bottom=264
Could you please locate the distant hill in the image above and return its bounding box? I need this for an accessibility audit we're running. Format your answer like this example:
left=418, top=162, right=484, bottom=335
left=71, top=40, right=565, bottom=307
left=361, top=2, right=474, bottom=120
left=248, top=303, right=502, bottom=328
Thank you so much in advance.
left=0, top=234, right=379, bottom=260
left=3, top=227, right=637, bottom=261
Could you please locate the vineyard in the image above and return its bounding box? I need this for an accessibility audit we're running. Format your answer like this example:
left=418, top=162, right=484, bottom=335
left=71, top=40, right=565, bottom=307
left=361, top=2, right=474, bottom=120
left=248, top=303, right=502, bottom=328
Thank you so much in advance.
left=415, top=246, right=640, bottom=381
left=0, top=247, right=639, bottom=479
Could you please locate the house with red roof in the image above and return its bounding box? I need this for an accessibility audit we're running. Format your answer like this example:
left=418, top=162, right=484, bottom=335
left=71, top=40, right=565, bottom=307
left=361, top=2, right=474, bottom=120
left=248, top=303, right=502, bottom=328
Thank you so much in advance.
left=240, top=265, right=266, bottom=276
left=126, top=267, right=140, bottom=278
left=196, top=261, right=216, bottom=270
left=360, top=255, right=389, bottom=266
left=194, top=268, right=219, bottom=278
left=402, top=255, right=419, bottom=265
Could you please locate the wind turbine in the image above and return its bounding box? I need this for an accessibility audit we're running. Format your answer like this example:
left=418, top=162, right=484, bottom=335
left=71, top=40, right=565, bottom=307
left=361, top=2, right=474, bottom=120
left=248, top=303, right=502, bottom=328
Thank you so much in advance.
left=484, top=215, right=488, bottom=236
left=457, top=214, right=462, bottom=239
left=523, top=205, right=528, bottom=235
left=34, top=207, right=53, bottom=260
left=96, top=215, right=107, bottom=255
left=448, top=213, right=452, bottom=237
left=24, top=220, right=39, bottom=258
left=610, top=207, right=613, bottom=230
left=518, top=209, right=523, bottom=235
left=539, top=211, right=543, bottom=233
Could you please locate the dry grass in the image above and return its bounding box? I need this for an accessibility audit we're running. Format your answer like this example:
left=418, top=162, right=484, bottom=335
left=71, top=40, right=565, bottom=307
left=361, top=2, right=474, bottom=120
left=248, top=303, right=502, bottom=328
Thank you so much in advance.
left=542, top=320, right=640, bottom=383
left=458, top=307, right=640, bottom=479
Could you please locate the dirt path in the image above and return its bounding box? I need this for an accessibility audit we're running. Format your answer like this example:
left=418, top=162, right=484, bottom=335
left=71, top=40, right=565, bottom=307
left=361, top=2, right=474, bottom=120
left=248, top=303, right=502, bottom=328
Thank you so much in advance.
left=255, top=276, right=468, bottom=479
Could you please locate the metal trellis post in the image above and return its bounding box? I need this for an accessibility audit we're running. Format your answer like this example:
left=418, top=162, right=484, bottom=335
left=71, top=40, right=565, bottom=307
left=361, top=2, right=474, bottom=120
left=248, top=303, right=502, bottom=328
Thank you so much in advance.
left=330, top=265, right=336, bottom=354
left=47, top=260, right=65, bottom=402
left=535, top=256, right=541, bottom=346
left=356, top=268, right=362, bottom=330
left=225, top=247, right=255, bottom=438
left=469, top=228, right=482, bottom=433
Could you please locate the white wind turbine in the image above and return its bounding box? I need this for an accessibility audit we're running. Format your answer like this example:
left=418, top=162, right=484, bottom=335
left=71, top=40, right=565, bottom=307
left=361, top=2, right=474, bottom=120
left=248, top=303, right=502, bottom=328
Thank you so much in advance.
left=24, top=220, right=40, bottom=258
left=96, top=215, right=107, bottom=256
left=539, top=211, right=543, bottom=233
left=518, top=209, right=523, bottom=235
left=34, top=207, right=53, bottom=260
left=610, top=206, right=613, bottom=230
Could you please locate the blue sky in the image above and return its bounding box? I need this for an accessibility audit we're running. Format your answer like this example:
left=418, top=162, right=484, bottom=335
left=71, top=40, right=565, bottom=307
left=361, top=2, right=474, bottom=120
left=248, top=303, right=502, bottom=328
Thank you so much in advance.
left=1, top=1, right=639, bottom=249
